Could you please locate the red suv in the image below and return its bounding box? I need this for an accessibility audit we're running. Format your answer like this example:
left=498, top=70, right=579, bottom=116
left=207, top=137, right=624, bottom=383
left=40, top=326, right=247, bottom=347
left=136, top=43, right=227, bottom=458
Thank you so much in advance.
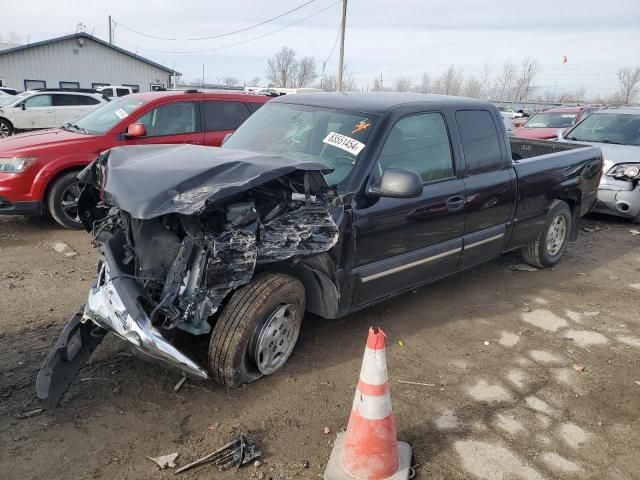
left=0, top=90, right=270, bottom=228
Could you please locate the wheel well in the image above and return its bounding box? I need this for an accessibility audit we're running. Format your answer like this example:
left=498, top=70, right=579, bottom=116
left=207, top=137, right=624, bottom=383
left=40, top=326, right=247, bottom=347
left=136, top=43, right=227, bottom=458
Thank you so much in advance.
left=555, top=196, right=580, bottom=241
left=0, top=117, right=13, bottom=129
left=43, top=167, right=83, bottom=208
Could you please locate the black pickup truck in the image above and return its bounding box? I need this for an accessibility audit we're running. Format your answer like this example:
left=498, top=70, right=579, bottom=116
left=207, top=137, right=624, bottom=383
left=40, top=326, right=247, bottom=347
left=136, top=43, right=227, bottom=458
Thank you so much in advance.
left=37, top=93, right=603, bottom=407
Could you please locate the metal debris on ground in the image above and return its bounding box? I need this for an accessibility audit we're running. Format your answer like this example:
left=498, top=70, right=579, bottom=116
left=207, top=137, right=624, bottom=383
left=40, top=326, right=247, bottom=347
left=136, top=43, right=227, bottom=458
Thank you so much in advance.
left=398, top=380, right=436, bottom=387
left=50, top=242, right=78, bottom=258
left=511, top=264, right=538, bottom=272
left=323, top=426, right=331, bottom=434
left=173, top=375, right=187, bottom=392
left=573, top=364, right=586, bottom=372
left=634, top=381, right=640, bottom=387
left=629, top=229, right=640, bottom=235
left=582, top=226, right=600, bottom=232
left=174, top=435, right=261, bottom=474
left=147, top=452, right=178, bottom=469
left=16, top=408, right=44, bottom=419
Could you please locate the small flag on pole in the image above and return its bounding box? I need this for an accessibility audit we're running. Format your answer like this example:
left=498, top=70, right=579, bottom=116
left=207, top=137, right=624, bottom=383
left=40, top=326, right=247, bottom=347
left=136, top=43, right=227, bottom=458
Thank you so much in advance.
left=563, top=55, right=568, bottom=64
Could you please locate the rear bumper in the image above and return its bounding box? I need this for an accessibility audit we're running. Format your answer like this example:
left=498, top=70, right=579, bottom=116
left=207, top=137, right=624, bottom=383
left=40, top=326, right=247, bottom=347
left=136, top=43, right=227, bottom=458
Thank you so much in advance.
left=0, top=197, right=42, bottom=215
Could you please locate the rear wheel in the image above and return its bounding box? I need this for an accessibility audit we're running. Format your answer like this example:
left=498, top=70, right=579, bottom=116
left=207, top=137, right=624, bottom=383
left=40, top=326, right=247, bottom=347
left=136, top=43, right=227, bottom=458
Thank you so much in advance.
left=0, top=118, right=13, bottom=138
left=47, top=171, right=85, bottom=229
left=208, top=273, right=305, bottom=387
left=522, top=200, right=572, bottom=268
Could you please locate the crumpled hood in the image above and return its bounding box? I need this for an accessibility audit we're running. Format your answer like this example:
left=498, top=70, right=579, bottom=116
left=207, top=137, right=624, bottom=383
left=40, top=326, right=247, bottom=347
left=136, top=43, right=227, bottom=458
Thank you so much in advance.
left=82, top=144, right=333, bottom=219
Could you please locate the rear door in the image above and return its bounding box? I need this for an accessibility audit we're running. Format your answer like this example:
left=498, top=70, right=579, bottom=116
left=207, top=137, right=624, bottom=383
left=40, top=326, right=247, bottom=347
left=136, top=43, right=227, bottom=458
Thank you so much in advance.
left=202, top=100, right=252, bottom=146
left=52, top=93, right=91, bottom=125
left=352, top=111, right=466, bottom=307
left=14, top=94, right=54, bottom=129
left=128, top=100, right=203, bottom=145
left=455, top=109, right=516, bottom=268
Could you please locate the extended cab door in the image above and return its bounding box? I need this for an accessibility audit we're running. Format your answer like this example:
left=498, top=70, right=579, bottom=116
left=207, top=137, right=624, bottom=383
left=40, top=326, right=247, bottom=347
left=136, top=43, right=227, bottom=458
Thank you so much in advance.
left=455, top=109, right=516, bottom=268
left=14, top=93, right=55, bottom=129
left=126, top=100, right=204, bottom=145
left=351, top=111, right=466, bottom=307
left=202, top=100, right=252, bottom=146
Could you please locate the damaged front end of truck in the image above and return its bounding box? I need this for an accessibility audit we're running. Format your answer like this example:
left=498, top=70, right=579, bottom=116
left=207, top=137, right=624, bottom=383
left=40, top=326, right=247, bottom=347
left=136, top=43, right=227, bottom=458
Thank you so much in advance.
left=37, top=144, right=341, bottom=408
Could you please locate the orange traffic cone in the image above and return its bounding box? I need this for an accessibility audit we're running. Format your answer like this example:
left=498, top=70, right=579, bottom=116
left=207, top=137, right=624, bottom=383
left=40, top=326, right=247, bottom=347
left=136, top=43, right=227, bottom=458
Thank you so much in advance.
left=324, top=327, right=412, bottom=480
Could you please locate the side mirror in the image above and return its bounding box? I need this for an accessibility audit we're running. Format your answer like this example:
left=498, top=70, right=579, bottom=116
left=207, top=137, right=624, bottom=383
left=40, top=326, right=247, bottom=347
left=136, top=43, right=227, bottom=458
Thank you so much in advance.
left=367, top=168, right=423, bottom=199
left=125, top=122, right=146, bottom=139
left=556, top=129, right=564, bottom=141
left=20, top=103, right=26, bottom=110
left=221, top=132, right=232, bottom=145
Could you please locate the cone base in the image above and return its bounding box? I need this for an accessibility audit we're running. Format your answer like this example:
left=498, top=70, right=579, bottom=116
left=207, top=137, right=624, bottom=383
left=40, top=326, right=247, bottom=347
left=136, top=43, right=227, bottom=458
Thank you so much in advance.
left=323, top=432, right=412, bottom=480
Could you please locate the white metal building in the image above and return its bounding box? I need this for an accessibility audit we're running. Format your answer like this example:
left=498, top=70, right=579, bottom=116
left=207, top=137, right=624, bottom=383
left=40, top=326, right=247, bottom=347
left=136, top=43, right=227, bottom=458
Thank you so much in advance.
left=0, top=33, right=179, bottom=92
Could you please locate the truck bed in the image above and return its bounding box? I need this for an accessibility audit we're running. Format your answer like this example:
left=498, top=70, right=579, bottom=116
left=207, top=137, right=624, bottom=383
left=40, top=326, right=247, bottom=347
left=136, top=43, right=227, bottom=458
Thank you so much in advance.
left=510, top=137, right=586, bottom=161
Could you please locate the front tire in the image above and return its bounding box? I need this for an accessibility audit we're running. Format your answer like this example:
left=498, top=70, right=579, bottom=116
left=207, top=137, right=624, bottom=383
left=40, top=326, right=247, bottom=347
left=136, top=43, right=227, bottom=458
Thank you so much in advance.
left=522, top=200, right=572, bottom=268
left=208, top=273, right=305, bottom=387
left=47, top=171, right=85, bottom=229
left=0, top=118, right=13, bottom=138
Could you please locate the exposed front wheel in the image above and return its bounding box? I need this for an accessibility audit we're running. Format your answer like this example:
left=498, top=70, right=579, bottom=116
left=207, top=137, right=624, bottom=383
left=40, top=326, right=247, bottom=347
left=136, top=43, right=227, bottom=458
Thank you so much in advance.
left=47, top=171, right=85, bottom=229
left=0, top=118, right=13, bottom=138
left=208, top=273, right=305, bottom=387
left=522, top=200, right=572, bottom=268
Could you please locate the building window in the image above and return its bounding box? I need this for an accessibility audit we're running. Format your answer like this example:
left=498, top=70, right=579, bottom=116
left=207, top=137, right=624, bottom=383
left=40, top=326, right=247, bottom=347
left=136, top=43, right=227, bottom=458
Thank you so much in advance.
left=59, top=81, right=80, bottom=89
left=150, top=83, right=164, bottom=91
left=122, top=84, right=140, bottom=93
left=24, top=79, right=46, bottom=90
left=92, top=82, right=110, bottom=89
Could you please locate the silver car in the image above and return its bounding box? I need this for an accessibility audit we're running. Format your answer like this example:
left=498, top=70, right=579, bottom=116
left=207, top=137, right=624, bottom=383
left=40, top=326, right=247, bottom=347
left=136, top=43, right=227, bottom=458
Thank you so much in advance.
left=562, top=108, right=640, bottom=221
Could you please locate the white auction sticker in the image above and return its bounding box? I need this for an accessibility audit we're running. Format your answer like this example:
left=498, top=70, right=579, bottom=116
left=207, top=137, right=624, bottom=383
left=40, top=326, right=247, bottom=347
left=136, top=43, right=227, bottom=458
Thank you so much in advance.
left=114, top=108, right=129, bottom=119
left=322, top=132, right=366, bottom=156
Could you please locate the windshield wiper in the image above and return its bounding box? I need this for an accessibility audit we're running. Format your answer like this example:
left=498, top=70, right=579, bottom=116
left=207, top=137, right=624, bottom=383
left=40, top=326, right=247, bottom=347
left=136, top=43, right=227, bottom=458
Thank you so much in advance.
left=600, top=138, right=625, bottom=145
left=62, top=122, right=89, bottom=134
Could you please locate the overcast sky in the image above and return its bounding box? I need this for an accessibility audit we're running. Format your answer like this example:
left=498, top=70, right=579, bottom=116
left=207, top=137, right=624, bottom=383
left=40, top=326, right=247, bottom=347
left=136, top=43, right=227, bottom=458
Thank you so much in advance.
left=4, top=0, right=640, bottom=97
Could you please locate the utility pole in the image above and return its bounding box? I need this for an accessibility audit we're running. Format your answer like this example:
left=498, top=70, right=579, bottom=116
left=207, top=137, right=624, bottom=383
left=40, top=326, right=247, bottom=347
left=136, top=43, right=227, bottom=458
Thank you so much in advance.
left=108, top=15, right=113, bottom=44
left=336, top=0, right=348, bottom=92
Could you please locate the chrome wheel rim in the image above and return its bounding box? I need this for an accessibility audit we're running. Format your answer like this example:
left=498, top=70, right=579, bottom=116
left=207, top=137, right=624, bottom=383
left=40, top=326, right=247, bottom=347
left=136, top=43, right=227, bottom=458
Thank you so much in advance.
left=251, top=304, right=300, bottom=375
left=546, top=215, right=567, bottom=256
left=0, top=122, right=10, bottom=138
left=60, top=181, right=84, bottom=225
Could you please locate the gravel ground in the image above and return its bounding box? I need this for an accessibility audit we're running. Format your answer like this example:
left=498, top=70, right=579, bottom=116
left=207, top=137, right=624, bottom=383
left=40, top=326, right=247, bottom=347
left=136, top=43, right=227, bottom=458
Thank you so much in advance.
left=0, top=213, right=639, bottom=480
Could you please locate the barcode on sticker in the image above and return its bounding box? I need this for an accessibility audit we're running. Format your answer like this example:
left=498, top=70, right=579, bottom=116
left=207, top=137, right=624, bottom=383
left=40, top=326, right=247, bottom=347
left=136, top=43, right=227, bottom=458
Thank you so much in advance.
left=322, top=132, right=365, bottom=156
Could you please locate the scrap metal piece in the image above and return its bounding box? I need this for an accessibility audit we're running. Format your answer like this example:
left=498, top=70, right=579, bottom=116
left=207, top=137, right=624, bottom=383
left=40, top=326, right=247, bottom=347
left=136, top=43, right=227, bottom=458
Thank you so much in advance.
left=147, top=452, right=179, bottom=469
left=174, top=435, right=261, bottom=474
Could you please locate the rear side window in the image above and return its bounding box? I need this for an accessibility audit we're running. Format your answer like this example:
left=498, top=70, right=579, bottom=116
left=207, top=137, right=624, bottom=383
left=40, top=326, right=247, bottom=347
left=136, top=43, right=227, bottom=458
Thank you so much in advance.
left=455, top=110, right=503, bottom=174
left=246, top=102, right=265, bottom=113
left=77, top=95, right=101, bottom=105
left=379, top=112, right=454, bottom=183
left=204, top=101, right=251, bottom=132
left=137, top=101, right=197, bottom=136
left=116, top=88, right=130, bottom=97
left=53, top=94, right=78, bottom=106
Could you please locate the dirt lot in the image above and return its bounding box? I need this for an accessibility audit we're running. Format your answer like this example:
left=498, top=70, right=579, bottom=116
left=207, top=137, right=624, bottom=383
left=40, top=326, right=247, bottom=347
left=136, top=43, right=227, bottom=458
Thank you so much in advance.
left=1, top=213, right=639, bottom=480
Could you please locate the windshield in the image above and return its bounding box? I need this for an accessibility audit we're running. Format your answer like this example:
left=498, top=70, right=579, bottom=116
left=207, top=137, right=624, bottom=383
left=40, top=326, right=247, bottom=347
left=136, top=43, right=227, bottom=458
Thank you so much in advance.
left=566, top=112, right=640, bottom=146
left=73, top=97, right=147, bottom=135
left=223, top=102, right=379, bottom=187
left=0, top=91, right=28, bottom=107
left=525, top=112, right=577, bottom=128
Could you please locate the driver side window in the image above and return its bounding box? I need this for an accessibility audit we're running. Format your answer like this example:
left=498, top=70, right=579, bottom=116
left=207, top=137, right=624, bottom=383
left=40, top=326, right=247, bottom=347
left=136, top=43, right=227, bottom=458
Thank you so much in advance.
left=137, top=101, right=197, bottom=137
left=379, top=112, right=454, bottom=183
left=24, top=94, right=52, bottom=108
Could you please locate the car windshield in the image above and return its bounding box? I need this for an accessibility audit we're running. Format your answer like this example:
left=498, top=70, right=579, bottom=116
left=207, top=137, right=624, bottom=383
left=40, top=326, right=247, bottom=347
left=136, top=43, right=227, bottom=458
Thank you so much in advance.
left=72, top=97, right=147, bottom=135
left=0, top=91, right=28, bottom=107
left=525, top=112, right=577, bottom=128
left=566, top=112, right=640, bottom=146
left=223, top=102, right=379, bottom=188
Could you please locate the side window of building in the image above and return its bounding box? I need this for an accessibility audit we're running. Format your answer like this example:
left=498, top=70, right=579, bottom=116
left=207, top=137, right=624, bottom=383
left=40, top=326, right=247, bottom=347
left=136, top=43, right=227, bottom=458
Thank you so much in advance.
left=378, top=112, right=455, bottom=183
left=137, top=101, right=197, bottom=136
left=203, top=101, right=251, bottom=132
left=24, top=94, right=52, bottom=108
left=52, top=94, right=78, bottom=106
left=455, top=110, right=504, bottom=175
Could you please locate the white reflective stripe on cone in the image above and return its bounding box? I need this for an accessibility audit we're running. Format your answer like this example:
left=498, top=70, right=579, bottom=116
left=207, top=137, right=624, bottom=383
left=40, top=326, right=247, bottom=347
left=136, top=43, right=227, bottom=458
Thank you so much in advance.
left=359, top=347, right=388, bottom=386
left=352, top=387, right=393, bottom=420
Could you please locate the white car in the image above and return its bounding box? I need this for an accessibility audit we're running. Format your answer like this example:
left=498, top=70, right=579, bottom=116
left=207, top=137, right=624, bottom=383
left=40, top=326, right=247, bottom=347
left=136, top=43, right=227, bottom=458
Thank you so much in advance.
left=497, top=105, right=523, bottom=119
left=95, top=85, right=136, bottom=99
left=0, top=89, right=108, bottom=137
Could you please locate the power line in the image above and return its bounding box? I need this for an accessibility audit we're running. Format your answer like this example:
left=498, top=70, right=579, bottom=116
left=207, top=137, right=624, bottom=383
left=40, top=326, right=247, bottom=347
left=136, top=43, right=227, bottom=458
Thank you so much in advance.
left=116, top=1, right=341, bottom=55
left=322, top=13, right=342, bottom=66
left=114, top=0, right=317, bottom=41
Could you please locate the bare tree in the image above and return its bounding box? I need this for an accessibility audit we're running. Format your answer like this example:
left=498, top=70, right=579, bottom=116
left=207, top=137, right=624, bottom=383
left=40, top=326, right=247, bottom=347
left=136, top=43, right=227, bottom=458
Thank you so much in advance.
left=479, top=63, right=492, bottom=98
left=433, top=65, right=464, bottom=96
left=0, top=31, right=23, bottom=45
left=495, top=59, right=516, bottom=101
left=266, top=47, right=298, bottom=88
left=248, top=76, right=261, bottom=86
left=394, top=77, right=413, bottom=92
left=296, top=57, right=317, bottom=87
left=463, top=75, right=483, bottom=98
left=371, top=75, right=387, bottom=92
left=513, top=57, right=540, bottom=101
left=319, top=64, right=358, bottom=92
left=413, top=73, right=432, bottom=93
left=617, top=66, right=640, bottom=104
left=222, top=77, right=240, bottom=87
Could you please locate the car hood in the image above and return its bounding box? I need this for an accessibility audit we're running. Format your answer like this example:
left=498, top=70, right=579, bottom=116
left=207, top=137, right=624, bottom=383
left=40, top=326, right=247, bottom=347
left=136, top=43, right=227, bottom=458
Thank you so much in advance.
left=560, top=139, right=640, bottom=172
left=0, top=128, right=95, bottom=155
left=514, top=127, right=566, bottom=140
left=80, top=144, right=333, bottom=219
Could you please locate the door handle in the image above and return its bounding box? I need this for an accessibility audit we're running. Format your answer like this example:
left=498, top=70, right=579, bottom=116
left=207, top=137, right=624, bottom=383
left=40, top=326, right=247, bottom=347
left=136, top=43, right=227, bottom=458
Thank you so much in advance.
left=446, top=195, right=465, bottom=211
